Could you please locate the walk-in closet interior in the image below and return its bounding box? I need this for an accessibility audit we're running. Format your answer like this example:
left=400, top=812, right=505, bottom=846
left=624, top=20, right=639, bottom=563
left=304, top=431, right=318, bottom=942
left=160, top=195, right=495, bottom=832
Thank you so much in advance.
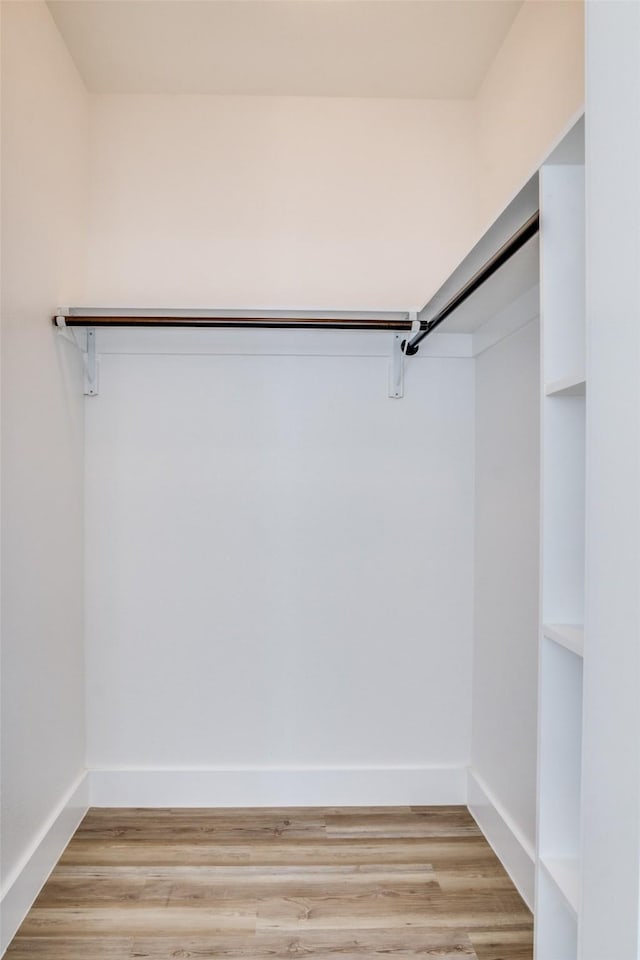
left=2, top=2, right=640, bottom=959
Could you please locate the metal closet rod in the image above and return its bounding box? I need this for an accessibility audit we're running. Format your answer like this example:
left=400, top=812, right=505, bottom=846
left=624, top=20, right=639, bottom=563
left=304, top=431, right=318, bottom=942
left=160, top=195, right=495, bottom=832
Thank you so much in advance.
left=53, top=315, right=417, bottom=331
left=402, top=210, right=541, bottom=356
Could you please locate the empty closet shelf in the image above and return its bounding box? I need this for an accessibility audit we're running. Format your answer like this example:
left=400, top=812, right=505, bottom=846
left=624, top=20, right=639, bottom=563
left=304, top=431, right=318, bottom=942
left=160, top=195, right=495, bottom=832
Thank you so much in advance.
left=543, top=624, right=584, bottom=657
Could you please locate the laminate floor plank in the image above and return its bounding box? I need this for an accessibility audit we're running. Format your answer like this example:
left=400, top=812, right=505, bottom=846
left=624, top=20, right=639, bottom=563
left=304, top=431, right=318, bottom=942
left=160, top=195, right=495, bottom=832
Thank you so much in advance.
left=60, top=838, right=498, bottom=868
left=33, top=875, right=148, bottom=907
left=127, top=931, right=480, bottom=958
left=50, top=862, right=437, bottom=883
left=325, top=808, right=482, bottom=840
left=2, top=939, right=135, bottom=959
left=138, top=876, right=438, bottom=904
left=75, top=816, right=328, bottom=842
left=6, top=807, right=533, bottom=959
left=470, top=929, right=536, bottom=960
left=17, top=905, right=257, bottom=938
left=255, top=888, right=442, bottom=923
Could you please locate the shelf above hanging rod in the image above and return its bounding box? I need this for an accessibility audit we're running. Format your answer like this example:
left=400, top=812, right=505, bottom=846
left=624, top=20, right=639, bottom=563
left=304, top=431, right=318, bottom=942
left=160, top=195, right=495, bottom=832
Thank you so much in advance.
left=402, top=210, right=540, bottom=356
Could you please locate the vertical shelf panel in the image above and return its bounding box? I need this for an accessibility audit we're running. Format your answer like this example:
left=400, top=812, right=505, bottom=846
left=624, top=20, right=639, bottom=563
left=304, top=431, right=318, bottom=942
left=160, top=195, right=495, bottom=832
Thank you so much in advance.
left=542, top=395, right=586, bottom=625
left=539, top=638, right=583, bottom=859
left=539, top=165, right=585, bottom=384
left=536, top=870, right=578, bottom=960
left=536, top=152, right=585, bottom=960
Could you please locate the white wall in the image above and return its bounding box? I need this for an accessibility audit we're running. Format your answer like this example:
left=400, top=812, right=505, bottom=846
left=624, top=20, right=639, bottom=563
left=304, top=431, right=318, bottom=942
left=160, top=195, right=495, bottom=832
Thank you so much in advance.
left=470, top=318, right=540, bottom=898
left=85, top=94, right=477, bottom=311
left=82, top=3, right=584, bottom=314
left=84, top=335, right=474, bottom=803
left=0, top=0, right=89, bottom=947
left=475, top=0, right=584, bottom=232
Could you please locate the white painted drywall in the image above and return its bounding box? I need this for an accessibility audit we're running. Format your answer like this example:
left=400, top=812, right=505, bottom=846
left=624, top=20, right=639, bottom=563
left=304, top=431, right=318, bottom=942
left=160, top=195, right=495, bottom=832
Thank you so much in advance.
left=81, top=1, right=584, bottom=313
left=475, top=0, right=584, bottom=232
left=471, top=319, right=540, bottom=851
left=84, top=339, right=474, bottom=799
left=581, top=2, right=640, bottom=957
left=0, top=0, right=88, bottom=938
left=85, top=94, right=477, bottom=311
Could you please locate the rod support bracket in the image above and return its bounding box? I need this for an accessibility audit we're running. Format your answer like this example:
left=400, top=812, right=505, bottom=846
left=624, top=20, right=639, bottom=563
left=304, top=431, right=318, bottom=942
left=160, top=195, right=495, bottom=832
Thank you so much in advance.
left=402, top=339, right=420, bottom=356
left=54, top=312, right=99, bottom=395
left=54, top=307, right=84, bottom=350
left=389, top=333, right=405, bottom=399
left=84, top=328, right=99, bottom=396
left=402, top=310, right=421, bottom=356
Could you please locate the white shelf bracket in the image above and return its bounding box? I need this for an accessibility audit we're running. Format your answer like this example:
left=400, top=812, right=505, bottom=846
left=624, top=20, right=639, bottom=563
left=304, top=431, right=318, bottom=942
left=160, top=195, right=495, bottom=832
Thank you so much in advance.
left=388, top=313, right=418, bottom=398
left=389, top=334, right=404, bottom=399
left=55, top=314, right=99, bottom=396
left=55, top=311, right=98, bottom=397
left=83, top=327, right=98, bottom=396
left=54, top=311, right=81, bottom=349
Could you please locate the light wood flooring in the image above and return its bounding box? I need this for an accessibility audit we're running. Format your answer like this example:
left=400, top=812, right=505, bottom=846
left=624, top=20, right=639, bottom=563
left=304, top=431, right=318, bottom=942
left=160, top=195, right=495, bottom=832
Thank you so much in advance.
left=6, top=806, right=533, bottom=959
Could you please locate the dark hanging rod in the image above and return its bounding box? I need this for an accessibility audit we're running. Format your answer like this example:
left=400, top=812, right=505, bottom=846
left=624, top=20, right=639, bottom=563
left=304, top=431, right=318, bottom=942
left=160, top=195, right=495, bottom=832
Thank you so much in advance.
left=53, top=315, right=417, bottom=331
left=402, top=210, right=540, bottom=356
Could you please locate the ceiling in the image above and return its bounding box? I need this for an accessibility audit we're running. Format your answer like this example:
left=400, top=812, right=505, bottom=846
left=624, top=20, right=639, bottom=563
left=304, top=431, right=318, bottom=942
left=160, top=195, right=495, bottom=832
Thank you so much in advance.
left=48, top=0, right=523, bottom=98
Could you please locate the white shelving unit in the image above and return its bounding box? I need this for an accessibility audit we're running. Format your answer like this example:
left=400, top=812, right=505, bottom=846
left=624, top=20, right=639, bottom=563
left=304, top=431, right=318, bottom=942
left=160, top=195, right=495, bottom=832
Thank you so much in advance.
left=535, top=158, right=585, bottom=959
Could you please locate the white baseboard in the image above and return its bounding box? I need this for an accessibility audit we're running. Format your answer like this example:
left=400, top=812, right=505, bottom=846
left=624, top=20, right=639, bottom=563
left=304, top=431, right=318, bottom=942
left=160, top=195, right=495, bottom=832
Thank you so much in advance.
left=89, top=765, right=467, bottom=808
left=467, top=768, right=536, bottom=910
left=0, top=771, right=89, bottom=955
left=0, top=765, right=533, bottom=953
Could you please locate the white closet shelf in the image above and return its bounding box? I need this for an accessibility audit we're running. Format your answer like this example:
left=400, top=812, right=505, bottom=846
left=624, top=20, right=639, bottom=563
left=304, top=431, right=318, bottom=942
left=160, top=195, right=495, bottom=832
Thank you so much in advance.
left=543, top=624, right=584, bottom=657
left=545, top=374, right=586, bottom=397
left=540, top=856, right=580, bottom=917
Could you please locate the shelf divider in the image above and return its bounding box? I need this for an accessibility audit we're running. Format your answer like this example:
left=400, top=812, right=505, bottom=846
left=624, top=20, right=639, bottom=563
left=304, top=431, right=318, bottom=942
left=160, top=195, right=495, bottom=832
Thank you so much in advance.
left=545, top=374, right=586, bottom=397
left=540, top=856, right=580, bottom=917
left=543, top=624, right=584, bottom=658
